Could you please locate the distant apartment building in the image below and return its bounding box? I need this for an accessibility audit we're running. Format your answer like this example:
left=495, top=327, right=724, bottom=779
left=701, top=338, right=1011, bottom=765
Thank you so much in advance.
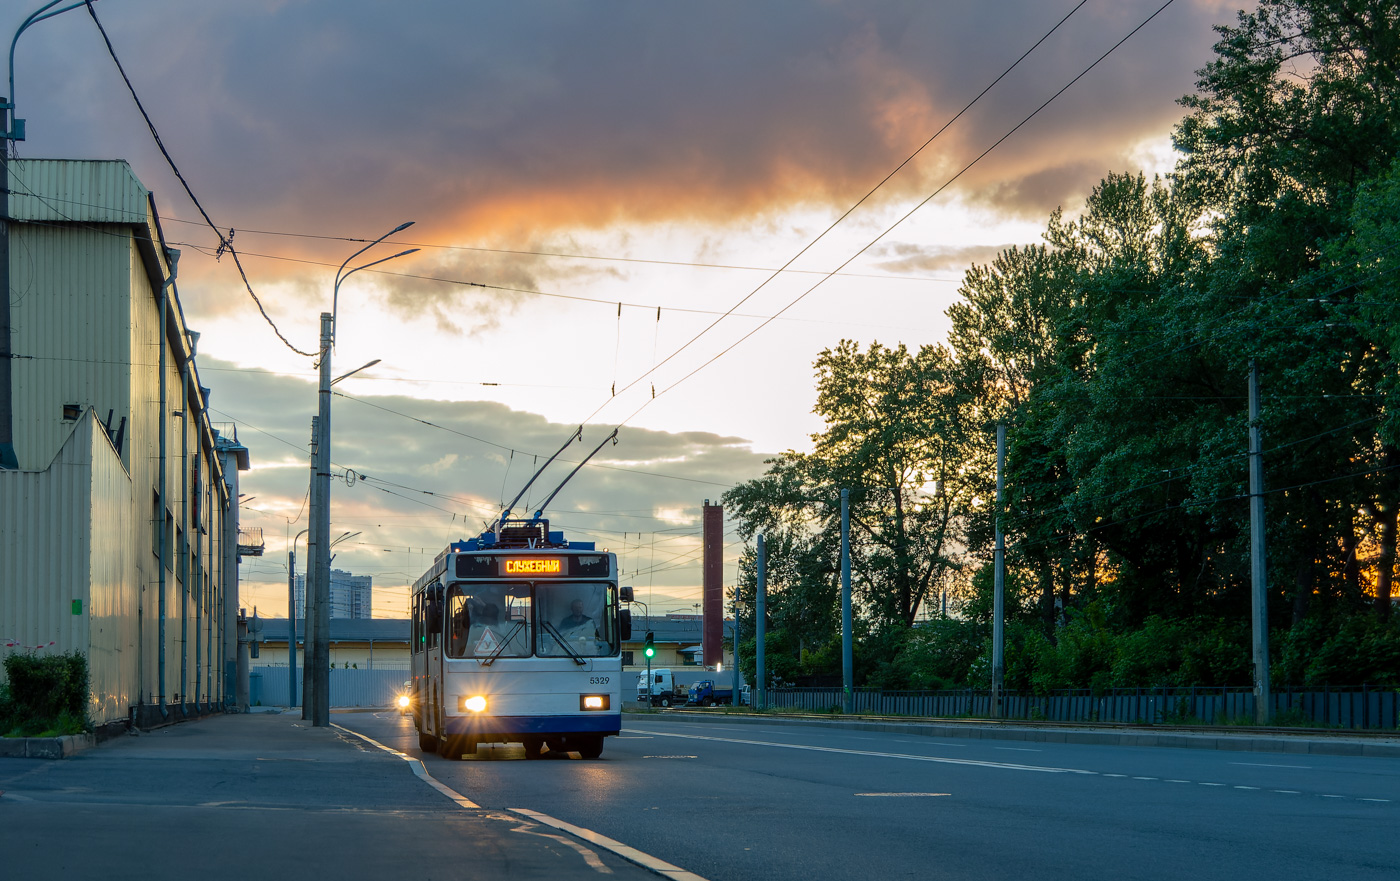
left=294, top=569, right=373, bottom=619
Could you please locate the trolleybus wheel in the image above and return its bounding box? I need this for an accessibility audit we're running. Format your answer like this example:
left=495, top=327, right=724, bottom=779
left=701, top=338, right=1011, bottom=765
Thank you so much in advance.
left=522, top=737, right=545, bottom=759
left=576, top=735, right=604, bottom=759
left=418, top=732, right=439, bottom=753
left=440, top=736, right=468, bottom=761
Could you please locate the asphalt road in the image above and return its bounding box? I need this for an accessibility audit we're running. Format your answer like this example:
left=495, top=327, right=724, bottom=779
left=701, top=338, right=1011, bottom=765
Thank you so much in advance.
left=340, top=710, right=1400, bottom=881
left=0, top=712, right=661, bottom=881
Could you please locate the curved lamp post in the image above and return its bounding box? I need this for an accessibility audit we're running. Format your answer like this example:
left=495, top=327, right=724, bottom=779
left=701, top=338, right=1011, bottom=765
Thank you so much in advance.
left=308, top=223, right=415, bottom=727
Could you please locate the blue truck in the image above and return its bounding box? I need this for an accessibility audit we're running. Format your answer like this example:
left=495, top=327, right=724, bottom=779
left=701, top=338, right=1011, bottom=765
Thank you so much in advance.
left=687, top=679, right=749, bottom=707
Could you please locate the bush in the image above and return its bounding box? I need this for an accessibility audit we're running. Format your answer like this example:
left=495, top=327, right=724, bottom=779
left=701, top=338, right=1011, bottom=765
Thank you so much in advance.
left=1, top=651, right=90, bottom=737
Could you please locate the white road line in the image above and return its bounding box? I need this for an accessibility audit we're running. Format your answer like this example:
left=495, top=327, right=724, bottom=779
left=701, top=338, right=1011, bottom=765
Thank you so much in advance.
left=995, top=747, right=1042, bottom=752
left=1359, top=798, right=1391, bottom=803
left=1320, top=794, right=1346, bottom=799
left=623, top=728, right=1098, bottom=775
left=334, top=725, right=709, bottom=879
left=512, top=808, right=712, bottom=881
left=1234, top=786, right=1260, bottom=790
left=1273, top=790, right=1300, bottom=794
left=1165, top=779, right=1191, bottom=784
left=1231, top=762, right=1312, bottom=769
left=1199, top=783, right=1226, bottom=787
left=855, top=792, right=951, bottom=797
left=332, top=724, right=478, bottom=809
left=1132, top=777, right=1157, bottom=781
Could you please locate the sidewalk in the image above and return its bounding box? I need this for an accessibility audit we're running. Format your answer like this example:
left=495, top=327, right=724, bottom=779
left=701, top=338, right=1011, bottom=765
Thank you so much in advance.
left=650, top=708, right=1400, bottom=757
left=0, top=711, right=668, bottom=881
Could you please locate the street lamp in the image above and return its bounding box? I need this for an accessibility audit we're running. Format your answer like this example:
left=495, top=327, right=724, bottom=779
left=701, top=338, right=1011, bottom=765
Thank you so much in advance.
left=309, top=222, right=416, bottom=727
left=288, top=527, right=309, bottom=709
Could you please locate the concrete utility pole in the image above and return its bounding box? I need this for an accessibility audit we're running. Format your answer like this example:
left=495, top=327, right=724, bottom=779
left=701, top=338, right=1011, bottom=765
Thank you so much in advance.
left=1249, top=361, right=1271, bottom=724
left=756, top=532, right=766, bottom=710
left=841, top=488, right=853, bottom=714
left=312, top=314, right=333, bottom=727
left=303, top=416, right=318, bottom=720
left=992, top=422, right=1006, bottom=719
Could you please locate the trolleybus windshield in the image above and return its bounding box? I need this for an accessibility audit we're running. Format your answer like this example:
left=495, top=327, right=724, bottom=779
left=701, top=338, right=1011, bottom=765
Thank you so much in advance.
left=445, top=583, right=532, bottom=659
left=537, top=582, right=615, bottom=658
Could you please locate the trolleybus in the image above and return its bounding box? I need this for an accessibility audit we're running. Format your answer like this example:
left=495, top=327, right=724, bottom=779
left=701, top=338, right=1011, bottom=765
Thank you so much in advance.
left=409, top=518, right=631, bottom=759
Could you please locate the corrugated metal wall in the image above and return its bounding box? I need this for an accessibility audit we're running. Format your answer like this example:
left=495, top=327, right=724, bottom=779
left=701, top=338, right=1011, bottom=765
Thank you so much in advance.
left=0, top=416, right=94, bottom=680
left=7, top=223, right=133, bottom=472
left=7, top=158, right=149, bottom=225
left=1, top=160, right=236, bottom=724
left=87, top=415, right=135, bottom=723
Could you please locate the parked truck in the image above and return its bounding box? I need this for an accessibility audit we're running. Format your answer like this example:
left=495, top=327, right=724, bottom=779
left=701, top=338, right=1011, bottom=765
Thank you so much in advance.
left=637, top=668, right=711, bottom=707
left=687, top=679, right=748, bottom=707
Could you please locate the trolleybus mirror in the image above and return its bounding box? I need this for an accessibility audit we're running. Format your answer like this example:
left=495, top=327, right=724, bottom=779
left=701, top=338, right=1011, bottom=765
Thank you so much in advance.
left=619, top=608, right=632, bottom=640
left=619, top=585, right=634, bottom=602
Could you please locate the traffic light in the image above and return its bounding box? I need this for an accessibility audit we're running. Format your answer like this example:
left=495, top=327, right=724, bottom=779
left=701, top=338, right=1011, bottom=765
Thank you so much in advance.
left=644, top=631, right=655, bottom=659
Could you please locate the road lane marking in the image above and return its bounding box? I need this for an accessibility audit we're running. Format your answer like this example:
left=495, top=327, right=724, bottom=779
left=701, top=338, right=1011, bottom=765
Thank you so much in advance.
left=336, top=724, right=708, bottom=879
left=1165, top=779, right=1191, bottom=784
left=623, top=728, right=1098, bottom=775
left=1233, top=786, right=1259, bottom=790
left=995, top=747, right=1042, bottom=752
left=1320, top=794, right=1346, bottom=799
left=1359, top=798, right=1391, bottom=803
left=511, top=807, right=712, bottom=881
left=1231, top=762, right=1312, bottom=769
left=505, top=817, right=614, bottom=874
left=855, top=792, right=951, bottom=797
left=331, top=723, right=478, bottom=809
left=1199, top=783, right=1226, bottom=787
left=1132, top=777, right=1157, bottom=781
left=1272, top=790, right=1300, bottom=794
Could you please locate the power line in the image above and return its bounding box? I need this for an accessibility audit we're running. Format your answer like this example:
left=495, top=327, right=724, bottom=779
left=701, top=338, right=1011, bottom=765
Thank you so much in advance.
left=581, top=0, right=1098, bottom=429
left=84, top=1, right=314, bottom=358
left=613, top=0, right=1182, bottom=429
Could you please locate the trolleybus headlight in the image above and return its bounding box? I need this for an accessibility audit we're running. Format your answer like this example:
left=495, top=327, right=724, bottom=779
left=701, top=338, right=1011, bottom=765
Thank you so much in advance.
left=463, top=695, right=488, bottom=713
left=580, top=694, right=609, bottom=711
left=397, top=694, right=411, bottom=709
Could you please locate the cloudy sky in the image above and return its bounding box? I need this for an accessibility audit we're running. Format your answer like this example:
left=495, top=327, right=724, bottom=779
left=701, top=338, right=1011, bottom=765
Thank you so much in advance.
left=8, top=0, right=1239, bottom=616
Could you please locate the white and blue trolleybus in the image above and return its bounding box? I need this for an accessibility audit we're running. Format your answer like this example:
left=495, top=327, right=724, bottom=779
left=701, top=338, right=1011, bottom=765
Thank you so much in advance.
left=410, top=516, right=632, bottom=759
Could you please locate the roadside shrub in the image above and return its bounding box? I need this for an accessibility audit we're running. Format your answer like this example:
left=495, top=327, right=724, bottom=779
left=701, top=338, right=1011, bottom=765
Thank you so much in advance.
left=1, top=650, right=90, bottom=737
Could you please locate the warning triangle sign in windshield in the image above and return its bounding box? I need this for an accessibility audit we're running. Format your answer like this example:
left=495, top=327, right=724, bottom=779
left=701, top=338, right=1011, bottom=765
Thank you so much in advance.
left=475, top=628, right=500, bottom=655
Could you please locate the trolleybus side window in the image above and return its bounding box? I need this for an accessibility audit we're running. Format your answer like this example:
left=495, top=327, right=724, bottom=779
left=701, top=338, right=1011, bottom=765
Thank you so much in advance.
left=426, top=583, right=444, bottom=648
left=446, top=583, right=532, bottom=659
left=537, top=583, right=616, bottom=658
left=411, top=593, right=420, bottom=653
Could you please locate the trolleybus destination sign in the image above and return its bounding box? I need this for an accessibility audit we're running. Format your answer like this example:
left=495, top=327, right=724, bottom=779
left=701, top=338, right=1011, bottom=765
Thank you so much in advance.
left=503, top=558, right=563, bottom=575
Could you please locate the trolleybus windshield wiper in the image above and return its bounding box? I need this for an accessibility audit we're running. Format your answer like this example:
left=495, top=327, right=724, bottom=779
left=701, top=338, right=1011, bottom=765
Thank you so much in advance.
left=480, top=621, right=525, bottom=667
left=542, top=620, right=588, bottom=665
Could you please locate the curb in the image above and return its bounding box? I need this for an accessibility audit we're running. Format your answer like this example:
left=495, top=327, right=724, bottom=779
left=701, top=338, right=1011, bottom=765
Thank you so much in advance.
left=642, top=710, right=1400, bottom=758
left=0, top=732, right=97, bottom=759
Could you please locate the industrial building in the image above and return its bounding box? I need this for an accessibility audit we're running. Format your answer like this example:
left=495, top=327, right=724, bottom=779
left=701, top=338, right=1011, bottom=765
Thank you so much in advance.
left=0, top=158, right=254, bottom=728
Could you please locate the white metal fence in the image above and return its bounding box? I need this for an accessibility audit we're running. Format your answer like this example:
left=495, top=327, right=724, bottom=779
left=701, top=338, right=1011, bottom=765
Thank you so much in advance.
left=250, top=664, right=409, bottom=708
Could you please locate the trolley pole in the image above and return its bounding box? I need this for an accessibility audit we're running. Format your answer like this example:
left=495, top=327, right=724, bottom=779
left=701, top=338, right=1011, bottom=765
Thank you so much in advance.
left=841, top=489, right=853, bottom=714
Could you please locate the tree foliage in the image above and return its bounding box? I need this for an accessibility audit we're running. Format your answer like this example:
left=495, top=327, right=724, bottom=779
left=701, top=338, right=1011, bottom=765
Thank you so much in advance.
left=726, top=0, right=1400, bottom=692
